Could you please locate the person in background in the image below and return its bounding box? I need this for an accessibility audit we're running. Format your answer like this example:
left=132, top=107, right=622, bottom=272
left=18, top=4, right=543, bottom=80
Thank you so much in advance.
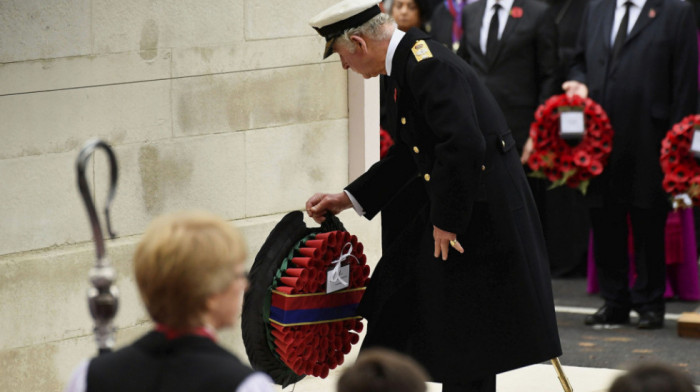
left=337, top=348, right=430, bottom=392
left=608, top=363, right=696, bottom=392
left=64, top=211, right=273, bottom=392
left=539, top=0, right=592, bottom=278
left=392, top=0, right=434, bottom=32
left=430, top=0, right=473, bottom=53
left=566, top=0, right=697, bottom=330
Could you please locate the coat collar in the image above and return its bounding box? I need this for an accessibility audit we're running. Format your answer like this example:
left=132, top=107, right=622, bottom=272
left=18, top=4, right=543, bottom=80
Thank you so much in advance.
left=391, top=28, right=432, bottom=83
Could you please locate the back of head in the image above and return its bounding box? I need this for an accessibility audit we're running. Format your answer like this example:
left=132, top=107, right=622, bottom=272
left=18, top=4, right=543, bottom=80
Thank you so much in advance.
left=609, top=363, right=696, bottom=392
left=337, top=348, right=429, bottom=392
left=133, top=210, right=246, bottom=330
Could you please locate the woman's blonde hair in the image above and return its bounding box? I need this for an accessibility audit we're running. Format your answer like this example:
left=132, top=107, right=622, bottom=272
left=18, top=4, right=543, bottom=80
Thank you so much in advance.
left=133, top=210, right=246, bottom=330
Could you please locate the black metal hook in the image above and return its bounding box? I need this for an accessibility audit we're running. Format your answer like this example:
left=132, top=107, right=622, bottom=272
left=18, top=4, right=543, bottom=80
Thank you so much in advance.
left=76, top=139, right=118, bottom=261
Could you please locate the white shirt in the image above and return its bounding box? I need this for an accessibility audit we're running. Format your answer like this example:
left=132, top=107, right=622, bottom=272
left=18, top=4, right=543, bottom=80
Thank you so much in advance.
left=610, top=0, right=647, bottom=45
left=64, top=359, right=275, bottom=392
left=386, top=26, right=406, bottom=77
left=480, top=0, right=515, bottom=54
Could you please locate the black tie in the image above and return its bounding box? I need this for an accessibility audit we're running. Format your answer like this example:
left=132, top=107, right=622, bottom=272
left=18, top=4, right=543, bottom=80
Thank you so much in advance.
left=612, top=1, right=632, bottom=61
left=486, top=3, right=501, bottom=59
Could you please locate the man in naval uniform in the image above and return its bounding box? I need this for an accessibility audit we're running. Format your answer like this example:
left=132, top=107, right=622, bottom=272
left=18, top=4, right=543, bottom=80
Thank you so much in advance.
left=305, top=1, right=562, bottom=391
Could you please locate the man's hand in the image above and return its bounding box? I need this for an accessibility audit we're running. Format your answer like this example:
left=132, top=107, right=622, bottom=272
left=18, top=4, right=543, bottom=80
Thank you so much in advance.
left=562, top=80, right=589, bottom=99
left=433, top=225, right=464, bottom=261
left=521, top=137, right=534, bottom=165
left=305, top=192, right=352, bottom=223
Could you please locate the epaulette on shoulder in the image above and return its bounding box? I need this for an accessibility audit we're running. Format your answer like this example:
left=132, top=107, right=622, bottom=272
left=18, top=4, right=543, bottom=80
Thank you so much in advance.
left=411, top=40, right=433, bottom=62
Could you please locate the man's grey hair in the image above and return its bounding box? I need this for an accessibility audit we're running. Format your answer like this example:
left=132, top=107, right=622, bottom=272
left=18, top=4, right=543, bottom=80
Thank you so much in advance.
left=335, top=13, right=394, bottom=53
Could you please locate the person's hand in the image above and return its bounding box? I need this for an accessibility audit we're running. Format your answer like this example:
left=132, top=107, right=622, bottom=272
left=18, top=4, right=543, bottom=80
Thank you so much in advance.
left=521, top=137, right=534, bottom=165
left=305, top=192, right=352, bottom=223
left=562, top=80, right=588, bottom=99
left=433, top=225, right=464, bottom=261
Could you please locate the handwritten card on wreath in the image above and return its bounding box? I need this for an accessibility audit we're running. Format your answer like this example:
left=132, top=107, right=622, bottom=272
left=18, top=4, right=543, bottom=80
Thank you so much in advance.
left=559, top=107, right=585, bottom=139
left=326, top=264, right=350, bottom=294
left=691, top=126, right=700, bottom=157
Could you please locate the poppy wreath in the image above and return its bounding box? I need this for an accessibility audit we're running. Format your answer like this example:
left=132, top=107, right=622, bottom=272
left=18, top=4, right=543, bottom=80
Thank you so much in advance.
left=528, top=94, right=614, bottom=194
left=242, top=211, right=370, bottom=387
left=660, top=114, right=700, bottom=207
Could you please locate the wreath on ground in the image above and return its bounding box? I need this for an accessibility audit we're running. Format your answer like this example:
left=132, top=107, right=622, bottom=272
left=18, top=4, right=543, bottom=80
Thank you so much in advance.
left=527, top=94, right=614, bottom=194
left=660, top=114, right=700, bottom=208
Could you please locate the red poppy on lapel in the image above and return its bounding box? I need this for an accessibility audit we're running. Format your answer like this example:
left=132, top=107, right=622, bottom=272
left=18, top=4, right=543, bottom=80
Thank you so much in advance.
left=649, top=8, right=656, bottom=18
left=510, top=6, right=523, bottom=18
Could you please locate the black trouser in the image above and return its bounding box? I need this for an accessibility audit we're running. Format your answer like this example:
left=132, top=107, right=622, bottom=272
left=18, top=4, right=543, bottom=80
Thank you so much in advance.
left=442, top=375, right=496, bottom=392
left=590, top=202, right=668, bottom=313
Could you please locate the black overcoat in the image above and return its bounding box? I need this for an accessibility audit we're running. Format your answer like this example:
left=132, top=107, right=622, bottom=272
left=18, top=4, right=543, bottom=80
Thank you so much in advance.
left=347, top=28, right=562, bottom=383
left=569, top=0, right=698, bottom=208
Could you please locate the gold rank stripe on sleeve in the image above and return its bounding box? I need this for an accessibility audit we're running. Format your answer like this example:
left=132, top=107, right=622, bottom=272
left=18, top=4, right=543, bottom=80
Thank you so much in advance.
left=411, top=40, right=433, bottom=62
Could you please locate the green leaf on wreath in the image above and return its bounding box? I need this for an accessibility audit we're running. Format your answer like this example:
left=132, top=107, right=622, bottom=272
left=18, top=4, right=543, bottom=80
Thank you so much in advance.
left=546, top=170, right=578, bottom=191
left=578, top=180, right=590, bottom=195
left=528, top=171, right=547, bottom=179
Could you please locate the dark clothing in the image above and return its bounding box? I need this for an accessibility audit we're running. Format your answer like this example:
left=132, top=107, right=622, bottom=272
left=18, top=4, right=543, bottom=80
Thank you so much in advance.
left=590, top=201, right=670, bottom=312
left=87, top=331, right=253, bottom=392
left=548, top=0, right=591, bottom=85
left=430, top=2, right=463, bottom=52
left=569, top=0, right=697, bottom=208
left=350, top=28, right=561, bottom=384
left=458, top=0, right=559, bottom=150
left=570, top=0, right=697, bottom=311
left=541, top=0, right=592, bottom=278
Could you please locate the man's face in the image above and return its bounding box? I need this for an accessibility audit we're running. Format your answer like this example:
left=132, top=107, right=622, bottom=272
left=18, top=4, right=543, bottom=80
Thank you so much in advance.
left=334, top=38, right=384, bottom=79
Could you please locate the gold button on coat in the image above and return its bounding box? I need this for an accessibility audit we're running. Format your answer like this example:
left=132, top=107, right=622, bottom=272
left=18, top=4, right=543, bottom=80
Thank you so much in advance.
left=501, top=140, right=506, bottom=148
left=424, top=173, right=431, bottom=182
left=413, top=146, right=420, bottom=154
left=481, top=165, right=486, bottom=171
left=401, top=117, right=407, bottom=125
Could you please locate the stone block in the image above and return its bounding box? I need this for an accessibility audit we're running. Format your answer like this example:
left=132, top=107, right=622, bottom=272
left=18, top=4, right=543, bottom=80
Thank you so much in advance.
left=0, top=80, right=172, bottom=160
left=0, top=322, right=151, bottom=392
left=244, top=0, right=340, bottom=40
left=0, top=51, right=172, bottom=96
left=0, top=0, right=91, bottom=63
left=0, top=152, right=91, bottom=256
left=92, top=0, right=244, bottom=56
left=173, top=63, right=347, bottom=137
left=0, top=238, right=146, bottom=351
left=245, top=120, right=349, bottom=217
left=171, top=36, right=329, bottom=78
left=93, top=134, right=247, bottom=239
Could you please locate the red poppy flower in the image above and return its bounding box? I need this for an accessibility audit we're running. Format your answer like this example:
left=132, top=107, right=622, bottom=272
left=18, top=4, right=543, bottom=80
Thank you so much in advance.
left=589, top=159, right=603, bottom=175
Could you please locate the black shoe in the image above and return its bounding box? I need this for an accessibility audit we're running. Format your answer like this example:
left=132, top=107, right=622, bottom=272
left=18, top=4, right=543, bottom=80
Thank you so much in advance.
left=584, top=305, right=630, bottom=325
left=637, top=310, right=664, bottom=329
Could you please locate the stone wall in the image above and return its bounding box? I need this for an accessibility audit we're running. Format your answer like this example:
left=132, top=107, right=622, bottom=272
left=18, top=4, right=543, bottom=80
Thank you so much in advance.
left=0, top=1, right=381, bottom=390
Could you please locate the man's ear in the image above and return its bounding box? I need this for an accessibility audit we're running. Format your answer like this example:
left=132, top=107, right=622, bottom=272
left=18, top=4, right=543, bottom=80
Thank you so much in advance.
left=350, top=35, right=369, bottom=53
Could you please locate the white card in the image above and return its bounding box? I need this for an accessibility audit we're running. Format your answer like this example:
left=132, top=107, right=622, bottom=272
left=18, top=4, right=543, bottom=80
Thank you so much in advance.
left=326, top=264, right=350, bottom=294
left=691, top=130, right=700, bottom=157
left=560, top=111, right=585, bottom=138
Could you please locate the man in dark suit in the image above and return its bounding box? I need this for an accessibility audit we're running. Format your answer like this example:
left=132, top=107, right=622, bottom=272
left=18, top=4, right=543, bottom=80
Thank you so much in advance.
left=565, top=0, right=697, bottom=329
left=457, top=0, right=559, bottom=154
left=307, top=1, right=562, bottom=391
